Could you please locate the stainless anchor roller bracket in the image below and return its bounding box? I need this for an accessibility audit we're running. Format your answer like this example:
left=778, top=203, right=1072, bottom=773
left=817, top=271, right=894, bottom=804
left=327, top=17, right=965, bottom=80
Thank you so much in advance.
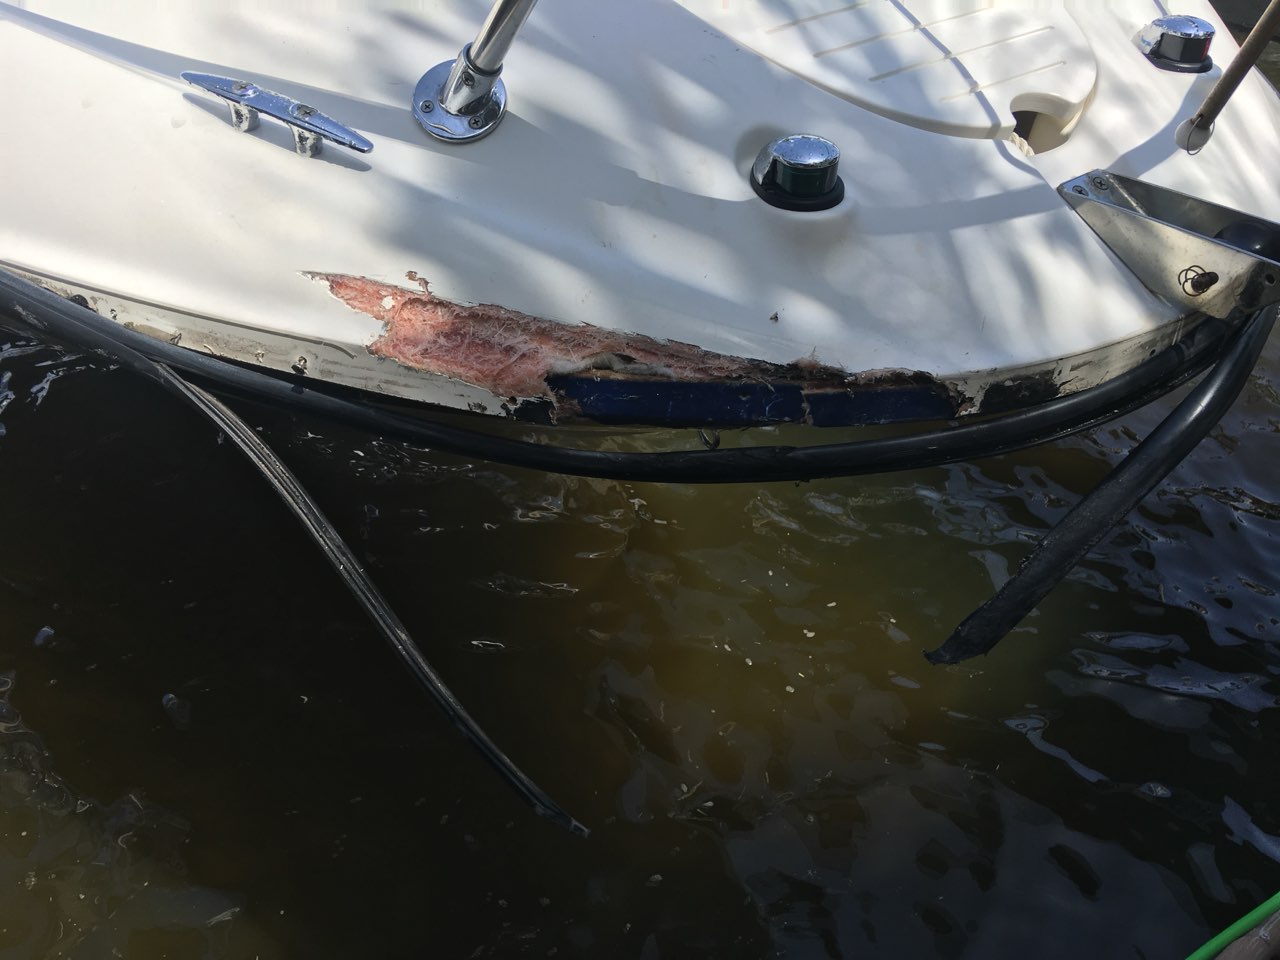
left=412, top=0, right=539, bottom=144
left=180, top=72, right=374, bottom=157
left=1060, top=170, right=1280, bottom=318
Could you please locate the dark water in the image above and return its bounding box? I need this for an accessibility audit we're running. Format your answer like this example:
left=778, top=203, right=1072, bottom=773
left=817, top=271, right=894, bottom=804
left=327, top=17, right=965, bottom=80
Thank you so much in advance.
left=4, top=16, right=1280, bottom=960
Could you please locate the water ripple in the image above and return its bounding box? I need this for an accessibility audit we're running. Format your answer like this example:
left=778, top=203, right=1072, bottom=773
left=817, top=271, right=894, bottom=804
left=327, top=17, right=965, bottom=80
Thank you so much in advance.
left=1073, top=651, right=1278, bottom=712
left=0, top=672, right=275, bottom=956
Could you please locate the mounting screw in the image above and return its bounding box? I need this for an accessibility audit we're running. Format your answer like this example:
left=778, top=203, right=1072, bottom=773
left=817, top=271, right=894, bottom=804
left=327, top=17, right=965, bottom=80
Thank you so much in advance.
left=420, top=99, right=434, bottom=112
left=1091, top=176, right=1110, bottom=191
left=469, top=115, right=484, bottom=128
left=292, top=356, right=309, bottom=375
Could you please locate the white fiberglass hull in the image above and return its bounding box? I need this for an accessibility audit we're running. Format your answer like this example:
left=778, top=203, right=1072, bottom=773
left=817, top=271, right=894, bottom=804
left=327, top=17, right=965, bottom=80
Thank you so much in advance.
left=2, top=1, right=1279, bottom=427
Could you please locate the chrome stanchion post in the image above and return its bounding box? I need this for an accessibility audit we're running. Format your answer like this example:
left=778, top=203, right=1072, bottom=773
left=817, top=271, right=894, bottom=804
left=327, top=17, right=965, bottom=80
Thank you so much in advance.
left=412, top=0, right=540, bottom=143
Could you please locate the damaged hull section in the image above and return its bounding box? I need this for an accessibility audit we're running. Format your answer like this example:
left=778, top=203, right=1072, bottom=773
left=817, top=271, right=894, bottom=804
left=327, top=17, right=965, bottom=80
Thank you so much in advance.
left=315, top=273, right=956, bottom=427
left=7, top=265, right=1211, bottom=432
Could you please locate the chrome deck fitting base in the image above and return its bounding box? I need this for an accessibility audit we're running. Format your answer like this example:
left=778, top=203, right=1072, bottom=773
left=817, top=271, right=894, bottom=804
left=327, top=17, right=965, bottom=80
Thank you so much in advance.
left=412, top=45, right=508, bottom=144
left=411, top=0, right=537, bottom=144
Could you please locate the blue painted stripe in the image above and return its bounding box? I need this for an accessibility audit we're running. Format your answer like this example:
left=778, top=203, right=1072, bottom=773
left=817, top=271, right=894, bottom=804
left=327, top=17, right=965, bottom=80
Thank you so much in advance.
left=546, top=376, right=956, bottom=427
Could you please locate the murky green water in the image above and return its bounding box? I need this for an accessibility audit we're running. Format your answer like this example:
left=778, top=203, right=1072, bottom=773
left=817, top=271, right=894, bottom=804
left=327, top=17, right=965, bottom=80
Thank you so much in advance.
left=3, top=10, right=1280, bottom=960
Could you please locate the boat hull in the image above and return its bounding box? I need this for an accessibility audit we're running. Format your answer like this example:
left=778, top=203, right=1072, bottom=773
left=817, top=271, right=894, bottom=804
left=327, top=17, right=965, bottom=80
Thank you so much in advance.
left=3, top=1, right=1279, bottom=428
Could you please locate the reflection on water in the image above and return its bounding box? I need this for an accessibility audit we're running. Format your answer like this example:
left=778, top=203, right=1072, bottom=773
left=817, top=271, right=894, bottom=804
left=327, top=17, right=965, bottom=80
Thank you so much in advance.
left=4, top=17, right=1280, bottom=960
left=0, top=669, right=269, bottom=957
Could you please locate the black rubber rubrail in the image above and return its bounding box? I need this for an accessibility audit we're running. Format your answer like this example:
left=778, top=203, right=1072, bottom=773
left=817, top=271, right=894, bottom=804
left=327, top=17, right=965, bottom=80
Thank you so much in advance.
left=0, top=268, right=1233, bottom=486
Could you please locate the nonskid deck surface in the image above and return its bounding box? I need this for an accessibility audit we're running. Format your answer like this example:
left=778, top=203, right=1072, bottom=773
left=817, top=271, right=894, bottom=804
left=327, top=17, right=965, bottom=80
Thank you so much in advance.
left=678, top=0, right=1098, bottom=139
left=2, top=1, right=1279, bottom=425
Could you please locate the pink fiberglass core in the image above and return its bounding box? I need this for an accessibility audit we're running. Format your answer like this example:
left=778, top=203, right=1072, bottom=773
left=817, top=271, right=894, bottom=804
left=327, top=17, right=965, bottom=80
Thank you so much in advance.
left=314, top=272, right=847, bottom=400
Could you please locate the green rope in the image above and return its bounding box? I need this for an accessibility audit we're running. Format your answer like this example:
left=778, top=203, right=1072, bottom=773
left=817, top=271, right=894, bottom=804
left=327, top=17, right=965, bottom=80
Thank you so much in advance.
left=1186, top=890, right=1280, bottom=960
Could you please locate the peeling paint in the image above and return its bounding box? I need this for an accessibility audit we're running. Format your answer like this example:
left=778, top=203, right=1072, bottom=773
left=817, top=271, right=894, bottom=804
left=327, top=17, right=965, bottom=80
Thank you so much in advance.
left=306, top=271, right=975, bottom=425
left=312, top=272, right=851, bottom=400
